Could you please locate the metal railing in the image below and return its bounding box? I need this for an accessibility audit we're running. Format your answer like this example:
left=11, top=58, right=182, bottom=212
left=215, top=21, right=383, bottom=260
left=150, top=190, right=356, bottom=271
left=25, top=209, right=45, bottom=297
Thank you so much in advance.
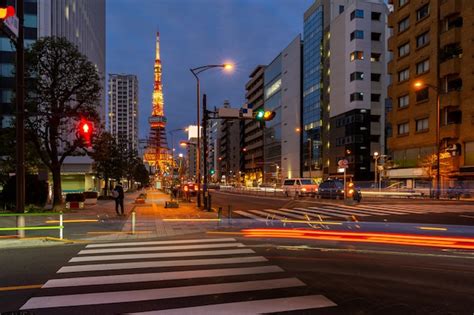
left=0, top=212, right=64, bottom=239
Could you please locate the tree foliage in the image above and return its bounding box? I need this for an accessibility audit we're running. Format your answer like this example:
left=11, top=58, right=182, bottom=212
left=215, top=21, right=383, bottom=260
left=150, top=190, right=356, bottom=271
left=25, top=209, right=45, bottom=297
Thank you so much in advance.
left=25, top=37, right=102, bottom=209
left=90, top=132, right=122, bottom=196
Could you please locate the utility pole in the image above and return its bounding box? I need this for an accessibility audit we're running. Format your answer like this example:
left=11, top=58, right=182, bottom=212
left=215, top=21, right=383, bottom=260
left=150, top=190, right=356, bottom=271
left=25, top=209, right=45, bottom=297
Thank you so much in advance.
left=202, top=93, right=209, bottom=210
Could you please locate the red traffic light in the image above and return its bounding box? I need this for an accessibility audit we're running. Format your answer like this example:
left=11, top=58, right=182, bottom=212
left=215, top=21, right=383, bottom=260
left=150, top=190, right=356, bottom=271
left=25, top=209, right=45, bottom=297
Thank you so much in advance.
left=78, top=119, right=93, bottom=146
left=0, top=6, right=15, bottom=20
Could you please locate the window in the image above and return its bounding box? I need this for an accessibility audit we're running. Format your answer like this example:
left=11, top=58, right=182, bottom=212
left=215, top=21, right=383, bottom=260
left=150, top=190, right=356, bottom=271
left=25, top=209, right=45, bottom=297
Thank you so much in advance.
left=0, top=63, right=14, bottom=77
left=416, top=87, right=429, bottom=102
left=371, top=73, right=381, bottom=82
left=350, top=72, right=364, bottom=81
left=371, top=12, right=381, bottom=21
left=350, top=30, right=364, bottom=41
left=447, top=78, right=462, bottom=92
left=339, top=5, right=345, bottom=14
left=350, top=51, right=364, bottom=61
left=398, top=95, right=409, bottom=108
left=416, top=4, right=430, bottom=21
left=416, top=31, right=429, bottom=48
left=416, top=118, right=429, bottom=132
left=0, top=89, right=13, bottom=103
left=350, top=9, right=364, bottom=20
left=350, top=92, right=364, bottom=102
left=416, top=59, right=429, bottom=74
left=398, top=17, right=409, bottom=32
left=371, top=32, right=381, bottom=41
left=398, top=122, right=409, bottom=135
left=398, top=68, right=410, bottom=82
left=398, top=42, right=410, bottom=57
left=370, top=53, right=381, bottom=62
left=444, top=15, right=463, bottom=31
left=371, top=94, right=381, bottom=102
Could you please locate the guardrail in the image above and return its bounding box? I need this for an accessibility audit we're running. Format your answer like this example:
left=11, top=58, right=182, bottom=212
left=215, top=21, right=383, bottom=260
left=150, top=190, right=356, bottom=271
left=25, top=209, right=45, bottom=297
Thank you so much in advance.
left=0, top=212, right=64, bottom=239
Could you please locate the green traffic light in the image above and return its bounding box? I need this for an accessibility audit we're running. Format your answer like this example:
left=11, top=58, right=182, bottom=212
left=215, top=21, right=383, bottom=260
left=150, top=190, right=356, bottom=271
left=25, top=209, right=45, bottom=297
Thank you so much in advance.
left=256, top=110, right=265, bottom=120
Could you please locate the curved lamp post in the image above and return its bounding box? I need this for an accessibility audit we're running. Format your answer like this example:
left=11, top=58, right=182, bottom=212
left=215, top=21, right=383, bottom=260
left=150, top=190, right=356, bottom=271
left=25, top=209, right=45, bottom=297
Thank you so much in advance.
left=190, top=63, right=233, bottom=208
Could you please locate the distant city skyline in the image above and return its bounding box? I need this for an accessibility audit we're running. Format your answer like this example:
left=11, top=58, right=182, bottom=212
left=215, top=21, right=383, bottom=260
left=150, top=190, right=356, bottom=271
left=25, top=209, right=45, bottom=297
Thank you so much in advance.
left=106, top=0, right=313, bottom=140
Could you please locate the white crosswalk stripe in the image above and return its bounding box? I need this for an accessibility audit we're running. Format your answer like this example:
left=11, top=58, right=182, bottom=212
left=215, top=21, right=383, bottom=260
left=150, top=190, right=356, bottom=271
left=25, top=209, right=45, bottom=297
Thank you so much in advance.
left=21, top=237, right=337, bottom=314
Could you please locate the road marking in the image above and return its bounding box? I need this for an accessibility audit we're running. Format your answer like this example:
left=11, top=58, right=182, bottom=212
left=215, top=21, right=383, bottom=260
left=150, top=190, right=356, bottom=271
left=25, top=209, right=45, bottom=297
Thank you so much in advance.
left=128, top=294, right=337, bottom=314
left=419, top=226, right=448, bottom=231
left=297, top=207, right=349, bottom=219
left=78, top=242, right=244, bottom=255
left=248, top=209, right=286, bottom=220
left=323, top=204, right=407, bottom=215
left=69, top=248, right=256, bottom=262
left=263, top=208, right=307, bottom=219
left=316, top=206, right=370, bottom=217
left=234, top=211, right=264, bottom=220
left=0, top=284, right=43, bottom=292
left=279, top=208, right=330, bottom=219
left=21, top=278, right=305, bottom=310
left=86, top=238, right=236, bottom=248
left=45, top=266, right=283, bottom=288
left=58, top=256, right=268, bottom=273
left=45, top=219, right=98, bottom=223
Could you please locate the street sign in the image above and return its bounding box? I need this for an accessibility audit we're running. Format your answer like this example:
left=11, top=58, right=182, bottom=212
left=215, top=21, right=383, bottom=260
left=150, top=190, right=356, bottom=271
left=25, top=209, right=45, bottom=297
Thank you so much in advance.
left=218, top=107, right=240, bottom=118
left=3, top=15, right=19, bottom=38
left=338, top=159, right=349, bottom=168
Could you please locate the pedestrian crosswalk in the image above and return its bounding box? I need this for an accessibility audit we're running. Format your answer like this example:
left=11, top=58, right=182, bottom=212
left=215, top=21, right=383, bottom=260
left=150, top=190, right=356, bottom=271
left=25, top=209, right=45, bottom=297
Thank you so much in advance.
left=234, top=203, right=474, bottom=222
left=21, top=238, right=337, bottom=314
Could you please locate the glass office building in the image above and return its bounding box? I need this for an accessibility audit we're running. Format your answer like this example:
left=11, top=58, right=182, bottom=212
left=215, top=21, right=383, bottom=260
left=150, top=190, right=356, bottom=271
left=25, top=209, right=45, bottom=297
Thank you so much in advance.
left=302, top=4, right=324, bottom=177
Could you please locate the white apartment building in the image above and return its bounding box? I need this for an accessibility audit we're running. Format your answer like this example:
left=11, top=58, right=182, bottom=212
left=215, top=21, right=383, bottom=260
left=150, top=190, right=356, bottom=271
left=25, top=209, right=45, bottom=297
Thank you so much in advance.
left=108, top=74, right=139, bottom=152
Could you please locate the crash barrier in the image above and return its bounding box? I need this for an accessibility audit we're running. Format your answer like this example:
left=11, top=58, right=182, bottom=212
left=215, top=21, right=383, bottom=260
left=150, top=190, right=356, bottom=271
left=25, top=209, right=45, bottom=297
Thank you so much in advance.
left=0, top=212, right=64, bottom=239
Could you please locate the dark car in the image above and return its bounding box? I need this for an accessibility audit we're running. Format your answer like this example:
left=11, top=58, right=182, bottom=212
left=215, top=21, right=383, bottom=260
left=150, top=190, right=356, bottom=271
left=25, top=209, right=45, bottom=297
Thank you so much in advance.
left=317, top=179, right=361, bottom=202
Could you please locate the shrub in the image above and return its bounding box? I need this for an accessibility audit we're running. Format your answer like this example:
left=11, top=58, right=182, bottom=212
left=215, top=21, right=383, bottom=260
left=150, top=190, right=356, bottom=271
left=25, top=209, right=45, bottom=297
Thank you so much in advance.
left=83, top=191, right=98, bottom=199
left=1, top=175, right=48, bottom=210
left=65, top=193, right=85, bottom=202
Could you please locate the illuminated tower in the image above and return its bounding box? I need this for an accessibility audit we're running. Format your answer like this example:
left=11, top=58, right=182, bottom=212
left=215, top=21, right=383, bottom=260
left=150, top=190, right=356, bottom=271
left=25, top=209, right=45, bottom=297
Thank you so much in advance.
left=144, top=32, right=171, bottom=173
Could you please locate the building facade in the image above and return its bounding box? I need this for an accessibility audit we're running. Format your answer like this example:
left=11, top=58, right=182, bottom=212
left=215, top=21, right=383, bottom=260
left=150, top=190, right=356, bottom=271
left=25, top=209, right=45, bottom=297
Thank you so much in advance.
left=264, top=35, right=302, bottom=184
left=107, top=74, right=139, bottom=152
left=218, top=100, right=241, bottom=184
left=386, top=0, right=473, bottom=189
left=242, top=65, right=265, bottom=186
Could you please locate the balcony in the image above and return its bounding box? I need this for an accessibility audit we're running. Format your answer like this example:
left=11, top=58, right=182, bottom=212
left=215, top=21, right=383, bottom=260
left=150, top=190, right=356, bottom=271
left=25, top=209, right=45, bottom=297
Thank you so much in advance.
left=441, top=123, right=460, bottom=140
left=440, top=0, right=461, bottom=20
left=245, top=139, right=263, bottom=151
left=440, top=90, right=461, bottom=108
left=440, top=57, right=461, bottom=77
left=387, top=12, right=396, bottom=28
left=440, top=27, right=461, bottom=48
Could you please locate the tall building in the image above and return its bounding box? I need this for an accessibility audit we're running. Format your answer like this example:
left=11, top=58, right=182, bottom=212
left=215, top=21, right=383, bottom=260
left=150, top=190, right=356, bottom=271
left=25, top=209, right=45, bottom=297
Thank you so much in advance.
left=218, top=100, right=241, bottom=184
left=0, top=0, right=38, bottom=129
left=302, top=0, right=389, bottom=181
left=387, top=0, right=473, bottom=188
left=264, top=35, right=302, bottom=184
left=243, top=65, right=265, bottom=186
left=107, top=74, right=139, bottom=152
left=38, top=0, right=106, bottom=121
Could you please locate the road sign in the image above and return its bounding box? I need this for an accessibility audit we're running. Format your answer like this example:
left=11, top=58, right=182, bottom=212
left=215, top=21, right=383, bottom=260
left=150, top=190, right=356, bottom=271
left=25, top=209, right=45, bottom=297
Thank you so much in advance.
left=338, top=159, right=349, bottom=168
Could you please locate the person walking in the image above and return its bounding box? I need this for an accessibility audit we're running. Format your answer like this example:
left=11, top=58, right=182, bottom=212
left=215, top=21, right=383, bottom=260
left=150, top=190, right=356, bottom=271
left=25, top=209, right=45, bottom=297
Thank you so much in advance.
left=113, top=182, right=125, bottom=216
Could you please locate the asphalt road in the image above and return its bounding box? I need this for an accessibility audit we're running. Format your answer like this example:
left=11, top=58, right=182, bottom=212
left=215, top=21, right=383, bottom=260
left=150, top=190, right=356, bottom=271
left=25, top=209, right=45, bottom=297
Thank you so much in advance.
left=210, top=190, right=474, bottom=226
left=1, top=234, right=473, bottom=314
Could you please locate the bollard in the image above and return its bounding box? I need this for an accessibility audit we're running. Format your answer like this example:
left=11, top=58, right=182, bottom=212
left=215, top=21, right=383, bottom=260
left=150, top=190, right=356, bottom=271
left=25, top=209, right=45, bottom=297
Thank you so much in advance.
left=217, top=207, right=222, bottom=227
left=227, top=205, right=232, bottom=226
left=59, top=212, right=63, bottom=240
left=16, top=215, right=25, bottom=238
left=208, top=194, right=212, bottom=211
left=131, top=210, right=136, bottom=235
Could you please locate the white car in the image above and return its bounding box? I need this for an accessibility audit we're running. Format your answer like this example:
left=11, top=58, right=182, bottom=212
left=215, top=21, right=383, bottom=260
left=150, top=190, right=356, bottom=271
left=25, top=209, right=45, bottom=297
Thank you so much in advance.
left=282, top=178, right=319, bottom=197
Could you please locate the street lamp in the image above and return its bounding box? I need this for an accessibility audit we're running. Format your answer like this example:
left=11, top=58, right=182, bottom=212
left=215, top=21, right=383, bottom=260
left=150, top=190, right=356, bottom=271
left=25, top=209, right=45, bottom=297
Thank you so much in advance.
left=190, top=62, right=233, bottom=208
left=373, top=151, right=379, bottom=189
left=414, top=80, right=441, bottom=199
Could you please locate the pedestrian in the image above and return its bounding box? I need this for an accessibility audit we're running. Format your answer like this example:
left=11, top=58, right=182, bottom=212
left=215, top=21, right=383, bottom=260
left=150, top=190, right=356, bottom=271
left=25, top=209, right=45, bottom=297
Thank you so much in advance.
left=113, top=182, right=125, bottom=216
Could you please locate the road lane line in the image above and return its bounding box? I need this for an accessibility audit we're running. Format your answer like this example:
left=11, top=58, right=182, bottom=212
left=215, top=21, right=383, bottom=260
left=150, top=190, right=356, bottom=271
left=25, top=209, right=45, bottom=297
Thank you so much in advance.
left=295, top=207, right=348, bottom=219
left=58, top=256, right=268, bottom=273
left=322, top=204, right=407, bottom=215
left=69, top=248, right=256, bottom=262
left=21, top=278, right=305, bottom=310
left=0, top=284, right=43, bottom=292
left=78, top=243, right=244, bottom=255
left=263, top=209, right=307, bottom=219
left=279, top=208, right=330, bottom=219
left=128, top=294, right=337, bottom=315
left=248, top=210, right=286, bottom=220
left=234, top=211, right=265, bottom=220
left=86, top=238, right=236, bottom=248
left=45, top=266, right=283, bottom=288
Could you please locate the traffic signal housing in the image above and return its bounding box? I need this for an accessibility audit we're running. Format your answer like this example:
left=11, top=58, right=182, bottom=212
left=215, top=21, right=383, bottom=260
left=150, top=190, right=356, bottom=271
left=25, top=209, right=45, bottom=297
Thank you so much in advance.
left=77, top=119, right=93, bottom=147
left=255, top=109, right=276, bottom=122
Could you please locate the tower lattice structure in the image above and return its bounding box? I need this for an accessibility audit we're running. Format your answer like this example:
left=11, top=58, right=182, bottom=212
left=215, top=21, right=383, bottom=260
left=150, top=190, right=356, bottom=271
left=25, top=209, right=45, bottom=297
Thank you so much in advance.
left=144, top=32, right=171, bottom=173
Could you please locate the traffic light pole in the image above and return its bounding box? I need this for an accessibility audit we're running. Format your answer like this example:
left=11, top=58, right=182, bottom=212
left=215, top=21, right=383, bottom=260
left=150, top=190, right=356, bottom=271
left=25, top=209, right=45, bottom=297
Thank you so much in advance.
left=15, top=0, right=25, bottom=214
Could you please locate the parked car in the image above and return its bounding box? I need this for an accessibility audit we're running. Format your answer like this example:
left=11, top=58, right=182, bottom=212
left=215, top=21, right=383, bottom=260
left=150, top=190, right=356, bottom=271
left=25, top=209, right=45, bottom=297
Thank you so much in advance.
left=282, top=178, right=319, bottom=197
left=318, top=179, right=361, bottom=202
left=182, top=182, right=199, bottom=196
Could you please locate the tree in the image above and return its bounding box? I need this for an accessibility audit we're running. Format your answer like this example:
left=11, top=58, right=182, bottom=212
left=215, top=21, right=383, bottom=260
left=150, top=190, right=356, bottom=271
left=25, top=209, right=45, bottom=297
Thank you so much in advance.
left=133, top=162, right=150, bottom=188
left=24, top=37, right=101, bottom=210
left=90, top=132, right=123, bottom=197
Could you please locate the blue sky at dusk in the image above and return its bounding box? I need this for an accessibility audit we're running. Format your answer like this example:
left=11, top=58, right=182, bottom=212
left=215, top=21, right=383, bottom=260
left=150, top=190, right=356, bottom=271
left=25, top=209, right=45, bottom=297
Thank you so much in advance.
left=106, top=0, right=313, bottom=147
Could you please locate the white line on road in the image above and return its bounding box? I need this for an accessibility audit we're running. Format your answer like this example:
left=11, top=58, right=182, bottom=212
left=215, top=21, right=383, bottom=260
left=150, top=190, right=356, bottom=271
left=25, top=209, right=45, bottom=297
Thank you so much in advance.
left=86, top=238, right=236, bottom=248
left=58, top=256, right=268, bottom=273
left=295, top=207, right=349, bottom=219
left=45, top=266, right=284, bottom=288
left=248, top=209, right=286, bottom=220
left=234, top=211, right=265, bottom=220
left=78, top=243, right=243, bottom=255
left=21, top=278, right=305, bottom=310
left=128, top=294, right=337, bottom=315
left=69, top=248, right=256, bottom=263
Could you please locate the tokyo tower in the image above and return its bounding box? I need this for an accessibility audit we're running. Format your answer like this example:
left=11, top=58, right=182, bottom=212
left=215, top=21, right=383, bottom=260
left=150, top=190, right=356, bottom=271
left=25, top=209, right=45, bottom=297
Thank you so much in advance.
left=144, top=32, right=171, bottom=173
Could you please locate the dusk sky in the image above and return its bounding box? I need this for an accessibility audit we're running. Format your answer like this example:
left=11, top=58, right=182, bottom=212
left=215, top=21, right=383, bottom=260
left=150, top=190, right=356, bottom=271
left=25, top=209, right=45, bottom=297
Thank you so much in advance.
left=106, top=0, right=313, bottom=148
